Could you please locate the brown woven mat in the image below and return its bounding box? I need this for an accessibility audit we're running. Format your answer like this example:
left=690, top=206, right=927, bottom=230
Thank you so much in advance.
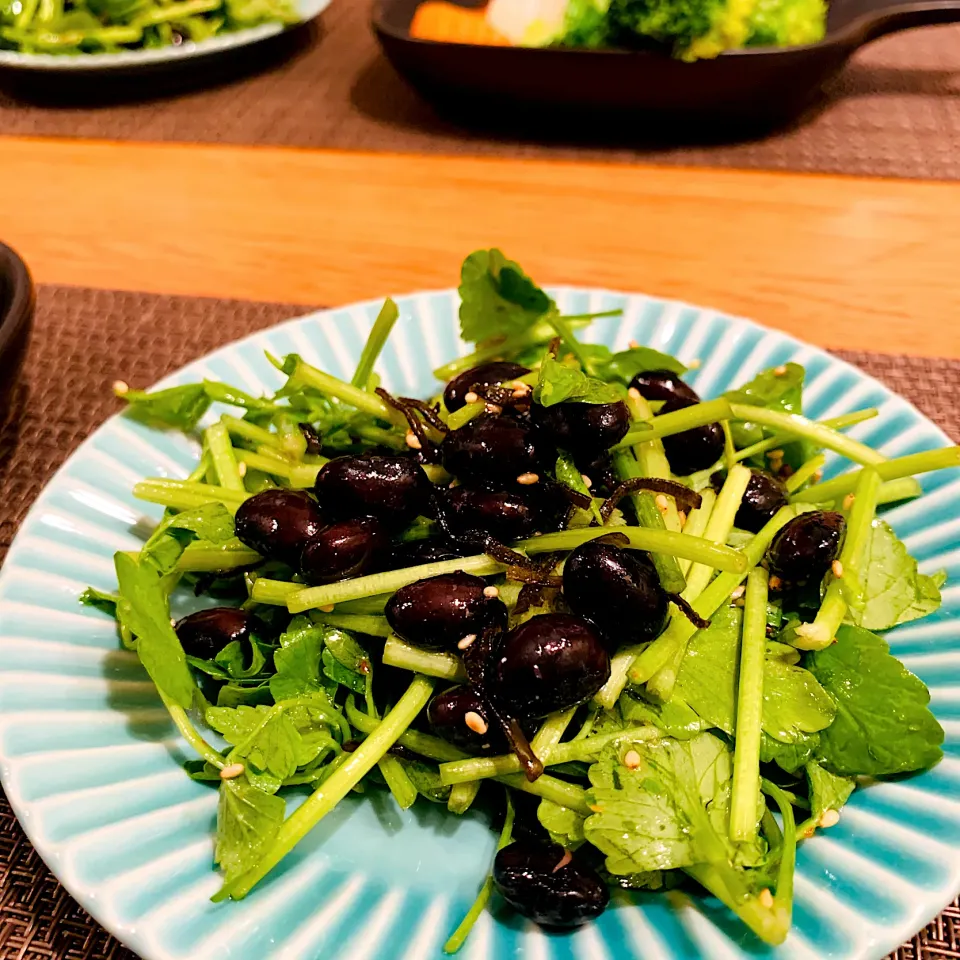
left=1, top=285, right=959, bottom=959
left=0, top=1, right=959, bottom=179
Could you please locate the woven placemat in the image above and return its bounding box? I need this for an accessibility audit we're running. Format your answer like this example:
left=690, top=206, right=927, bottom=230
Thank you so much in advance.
left=0, top=285, right=958, bottom=959
left=0, top=1, right=959, bottom=180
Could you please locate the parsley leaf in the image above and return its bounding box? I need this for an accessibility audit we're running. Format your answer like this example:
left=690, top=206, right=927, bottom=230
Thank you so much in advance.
left=807, top=625, right=944, bottom=776
left=114, top=552, right=195, bottom=708
left=850, top=519, right=946, bottom=631
left=215, top=776, right=285, bottom=884
left=79, top=586, right=119, bottom=618
left=538, top=799, right=586, bottom=848
left=534, top=356, right=623, bottom=407
left=458, top=249, right=553, bottom=343
left=806, top=761, right=855, bottom=823
left=269, top=616, right=329, bottom=701
left=602, top=346, right=687, bottom=382
left=123, top=383, right=212, bottom=431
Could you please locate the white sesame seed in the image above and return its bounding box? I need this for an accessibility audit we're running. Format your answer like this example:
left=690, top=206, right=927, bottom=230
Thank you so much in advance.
left=512, top=387, right=527, bottom=398
left=405, top=431, right=422, bottom=450
left=113, top=379, right=129, bottom=396
left=485, top=403, right=503, bottom=415
left=483, top=586, right=500, bottom=599
left=511, top=382, right=531, bottom=396
left=464, top=711, right=488, bottom=735
left=517, top=472, right=540, bottom=485
left=623, top=750, right=642, bottom=769
left=774, top=365, right=788, bottom=377
left=170, top=617, right=177, bottom=626
left=220, top=763, right=245, bottom=780
left=319, top=603, right=335, bottom=613
left=448, top=479, right=460, bottom=488
left=767, top=448, right=785, bottom=460
left=734, top=596, right=745, bottom=607
left=628, top=339, right=640, bottom=350
left=842, top=493, right=856, bottom=510
left=688, top=359, right=702, bottom=370
left=759, top=888, right=774, bottom=909
left=832, top=560, right=844, bottom=578
left=581, top=475, right=592, bottom=489
left=819, top=808, right=841, bottom=828
left=464, top=391, right=479, bottom=405
left=458, top=634, right=477, bottom=650
left=813, top=470, right=824, bottom=482
left=678, top=510, right=687, bottom=527
left=655, top=494, right=669, bottom=513
left=627, top=387, right=642, bottom=401
left=552, top=849, right=574, bottom=873
left=589, top=803, right=604, bottom=813
left=730, top=585, right=746, bottom=600
left=768, top=575, right=782, bottom=590
left=237, top=462, right=248, bottom=478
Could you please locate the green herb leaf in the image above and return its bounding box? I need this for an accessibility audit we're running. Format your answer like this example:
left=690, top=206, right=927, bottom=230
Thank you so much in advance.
left=849, top=519, right=946, bottom=630
left=620, top=691, right=707, bottom=740
left=534, top=356, right=623, bottom=407
left=269, top=616, right=328, bottom=701
left=114, top=552, right=195, bottom=708
left=215, top=776, right=285, bottom=884
left=807, top=625, right=944, bottom=776
left=458, top=249, right=553, bottom=343
left=760, top=732, right=820, bottom=774
left=538, top=799, right=586, bottom=848
left=674, top=605, right=835, bottom=743
left=399, top=759, right=452, bottom=803
left=805, top=761, right=855, bottom=823
left=168, top=503, right=237, bottom=545
left=603, top=346, right=687, bottom=382
left=321, top=647, right=367, bottom=694
left=79, top=586, right=119, bottom=618
left=123, top=383, right=212, bottom=431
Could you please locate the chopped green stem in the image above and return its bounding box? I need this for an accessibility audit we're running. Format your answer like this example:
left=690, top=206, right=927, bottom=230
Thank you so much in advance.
left=290, top=556, right=505, bottom=611
left=206, top=422, right=245, bottom=492
left=176, top=544, right=261, bottom=573
left=594, top=643, right=648, bottom=710
left=275, top=413, right=308, bottom=460
left=443, top=401, right=486, bottom=430
left=352, top=299, right=399, bottom=389
left=499, top=773, right=590, bottom=814
left=382, top=636, right=467, bottom=681
left=530, top=707, right=577, bottom=759
left=730, top=567, right=768, bottom=842
left=785, top=454, right=826, bottom=493
left=216, top=675, right=435, bottom=901
left=235, top=449, right=323, bottom=488
left=676, top=489, right=716, bottom=576
left=793, top=468, right=881, bottom=650
left=613, top=447, right=686, bottom=594
left=287, top=358, right=402, bottom=424
left=354, top=424, right=407, bottom=451
left=220, top=414, right=282, bottom=450
left=316, top=613, right=391, bottom=637
left=546, top=312, right=591, bottom=370
left=631, top=506, right=798, bottom=684
left=791, top=447, right=960, bottom=504
left=761, top=780, right=797, bottom=922
left=161, top=693, right=224, bottom=769
left=249, top=578, right=300, bottom=605
left=134, top=478, right=248, bottom=510
left=443, top=794, right=515, bottom=954
left=733, top=410, right=877, bottom=464
left=346, top=698, right=469, bottom=762
left=728, top=404, right=886, bottom=467
left=646, top=465, right=751, bottom=702
left=447, top=780, right=482, bottom=815
left=439, top=726, right=657, bottom=785
left=379, top=754, right=419, bottom=810
left=615, top=399, right=733, bottom=449
left=877, top=477, right=923, bottom=504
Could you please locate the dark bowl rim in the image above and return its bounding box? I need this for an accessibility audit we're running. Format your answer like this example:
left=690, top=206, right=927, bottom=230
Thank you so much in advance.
left=370, top=0, right=831, bottom=58
left=0, top=242, right=35, bottom=363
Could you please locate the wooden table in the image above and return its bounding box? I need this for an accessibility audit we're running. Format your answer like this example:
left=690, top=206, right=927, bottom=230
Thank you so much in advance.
left=3, top=136, right=960, bottom=357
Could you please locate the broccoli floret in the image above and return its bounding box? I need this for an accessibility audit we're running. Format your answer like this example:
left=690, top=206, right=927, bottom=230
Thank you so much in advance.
left=558, top=0, right=613, bottom=47
left=608, top=0, right=759, bottom=60
left=744, top=0, right=826, bottom=46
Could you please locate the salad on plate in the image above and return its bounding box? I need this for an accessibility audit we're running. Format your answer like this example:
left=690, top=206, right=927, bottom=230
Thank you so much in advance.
left=84, top=249, right=955, bottom=951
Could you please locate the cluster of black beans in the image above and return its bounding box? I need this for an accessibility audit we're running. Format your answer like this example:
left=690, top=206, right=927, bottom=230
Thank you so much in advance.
left=173, top=363, right=845, bottom=928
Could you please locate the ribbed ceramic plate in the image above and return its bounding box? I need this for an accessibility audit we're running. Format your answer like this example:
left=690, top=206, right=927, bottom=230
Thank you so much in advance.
left=1, top=288, right=958, bottom=960
left=0, top=0, right=329, bottom=71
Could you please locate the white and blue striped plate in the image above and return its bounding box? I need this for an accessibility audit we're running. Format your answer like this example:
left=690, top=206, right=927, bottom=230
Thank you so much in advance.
left=1, top=288, right=958, bottom=960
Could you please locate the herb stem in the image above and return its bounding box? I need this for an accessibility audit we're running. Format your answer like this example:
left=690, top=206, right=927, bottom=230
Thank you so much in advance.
left=316, top=613, right=392, bottom=637
left=790, top=447, right=960, bottom=504
left=793, top=468, right=881, bottom=650
left=785, top=453, right=826, bottom=493
left=216, top=675, right=436, bottom=901
left=761, top=780, right=797, bottom=922
left=206, top=422, right=245, bottom=492
left=382, top=635, right=467, bottom=681
left=728, top=404, right=886, bottom=466
left=249, top=578, right=300, bottom=605
left=161, top=693, right=224, bottom=770
left=733, top=410, right=877, bottom=464
left=351, top=299, right=399, bottom=389
left=134, top=478, right=248, bottom=511
left=287, top=358, right=403, bottom=424
left=442, top=401, right=486, bottom=430
left=443, top=794, right=515, bottom=954
left=175, top=544, right=262, bottom=573
left=235, top=449, right=323, bottom=488
left=447, top=781, right=482, bottom=815
left=730, top=567, right=768, bottom=842
left=545, top=312, right=591, bottom=370
left=615, top=399, right=733, bottom=449
left=676, top=489, right=715, bottom=576
left=220, top=414, right=282, bottom=450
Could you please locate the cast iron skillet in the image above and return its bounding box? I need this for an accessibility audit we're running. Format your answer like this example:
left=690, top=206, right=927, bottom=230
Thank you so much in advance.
left=373, top=0, right=960, bottom=129
left=0, top=243, right=35, bottom=415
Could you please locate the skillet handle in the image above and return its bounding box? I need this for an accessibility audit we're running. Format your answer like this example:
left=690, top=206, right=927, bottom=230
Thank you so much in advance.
left=861, top=0, right=960, bottom=40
